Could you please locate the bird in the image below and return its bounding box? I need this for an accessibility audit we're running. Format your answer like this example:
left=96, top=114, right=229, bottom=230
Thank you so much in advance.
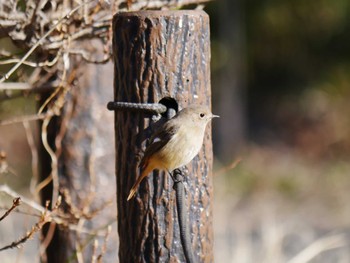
left=127, top=105, right=219, bottom=200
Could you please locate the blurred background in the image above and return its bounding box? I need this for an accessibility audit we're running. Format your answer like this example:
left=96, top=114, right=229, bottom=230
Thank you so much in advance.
left=1, top=0, right=350, bottom=262
left=206, top=0, right=350, bottom=262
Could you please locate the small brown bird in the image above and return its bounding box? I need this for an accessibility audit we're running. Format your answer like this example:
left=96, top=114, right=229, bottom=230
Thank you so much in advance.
left=127, top=105, right=218, bottom=200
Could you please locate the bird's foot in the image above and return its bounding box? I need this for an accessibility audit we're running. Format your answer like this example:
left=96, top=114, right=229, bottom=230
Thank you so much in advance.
left=170, top=168, right=186, bottom=183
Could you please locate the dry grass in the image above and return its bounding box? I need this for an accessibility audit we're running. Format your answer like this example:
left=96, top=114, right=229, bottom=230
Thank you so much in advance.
left=214, top=144, right=350, bottom=263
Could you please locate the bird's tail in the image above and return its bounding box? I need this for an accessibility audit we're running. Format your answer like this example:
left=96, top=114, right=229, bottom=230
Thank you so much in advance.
left=127, top=165, right=152, bottom=201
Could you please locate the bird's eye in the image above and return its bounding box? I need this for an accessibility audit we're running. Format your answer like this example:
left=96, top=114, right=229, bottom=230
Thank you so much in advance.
left=199, top=113, right=205, bottom=118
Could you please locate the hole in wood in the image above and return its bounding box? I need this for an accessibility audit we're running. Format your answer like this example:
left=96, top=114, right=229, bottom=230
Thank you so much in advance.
left=159, top=97, right=178, bottom=119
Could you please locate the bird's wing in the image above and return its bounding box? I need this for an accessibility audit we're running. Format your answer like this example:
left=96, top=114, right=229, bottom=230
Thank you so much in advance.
left=139, top=122, right=178, bottom=169
left=128, top=122, right=178, bottom=201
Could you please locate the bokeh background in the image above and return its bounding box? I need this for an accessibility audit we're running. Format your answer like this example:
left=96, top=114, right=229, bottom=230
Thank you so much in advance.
left=1, top=0, right=350, bottom=262
left=207, top=0, right=350, bottom=262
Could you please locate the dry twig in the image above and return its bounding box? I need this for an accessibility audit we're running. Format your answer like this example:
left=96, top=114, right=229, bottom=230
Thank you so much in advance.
left=214, top=158, right=242, bottom=177
left=0, top=0, right=96, bottom=83
left=0, top=198, right=61, bottom=252
left=0, top=197, right=21, bottom=221
left=96, top=225, right=112, bottom=262
left=287, top=234, right=346, bottom=263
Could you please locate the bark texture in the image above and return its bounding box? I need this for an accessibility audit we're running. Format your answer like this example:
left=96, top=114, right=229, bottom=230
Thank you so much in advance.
left=113, top=10, right=213, bottom=263
left=41, top=60, right=117, bottom=262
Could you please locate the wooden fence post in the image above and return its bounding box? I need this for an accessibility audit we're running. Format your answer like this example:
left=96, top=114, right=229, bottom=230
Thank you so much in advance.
left=112, top=10, right=214, bottom=262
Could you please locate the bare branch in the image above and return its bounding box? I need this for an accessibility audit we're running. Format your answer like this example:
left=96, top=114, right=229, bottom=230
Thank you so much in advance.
left=68, top=48, right=111, bottom=64
left=0, top=185, right=45, bottom=214
left=0, top=197, right=21, bottom=221
left=0, top=112, right=50, bottom=126
left=96, top=225, right=112, bottom=262
left=128, top=0, right=210, bottom=10
left=0, top=49, right=62, bottom=68
left=0, top=82, right=31, bottom=90
left=0, top=216, right=48, bottom=252
left=0, top=198, right=61, bottom=252
left=214, top=157, right=242, bottom=177
left=287, top=234, right=347, bottom=263
left=23, top=121, right=40, bottom=197
left=0, top=0, right=96, bottom=83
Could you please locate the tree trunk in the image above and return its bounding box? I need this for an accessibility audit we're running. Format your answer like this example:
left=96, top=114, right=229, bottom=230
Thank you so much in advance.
left=40, top=59, right=117, bottom=262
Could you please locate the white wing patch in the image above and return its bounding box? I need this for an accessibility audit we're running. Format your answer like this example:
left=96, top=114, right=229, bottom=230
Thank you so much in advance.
left=152, top=137, right=161, bottom=143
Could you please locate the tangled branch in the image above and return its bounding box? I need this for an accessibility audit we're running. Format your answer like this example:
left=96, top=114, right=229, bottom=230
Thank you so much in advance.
left=0, top=0, right=210, bottom=258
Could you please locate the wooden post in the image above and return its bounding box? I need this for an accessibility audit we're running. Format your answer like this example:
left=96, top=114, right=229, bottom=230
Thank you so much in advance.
left=112, top=11, right=213, bottom=262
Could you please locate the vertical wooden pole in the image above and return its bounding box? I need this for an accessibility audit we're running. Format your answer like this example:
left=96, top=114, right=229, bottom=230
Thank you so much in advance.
left=113, top=10, right=213, bottom=262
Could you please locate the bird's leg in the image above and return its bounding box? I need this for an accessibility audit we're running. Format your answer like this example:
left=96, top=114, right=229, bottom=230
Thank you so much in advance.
left=170, top=168, right=195, bottom=262
left=169, top=168, right=186, bottom=185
